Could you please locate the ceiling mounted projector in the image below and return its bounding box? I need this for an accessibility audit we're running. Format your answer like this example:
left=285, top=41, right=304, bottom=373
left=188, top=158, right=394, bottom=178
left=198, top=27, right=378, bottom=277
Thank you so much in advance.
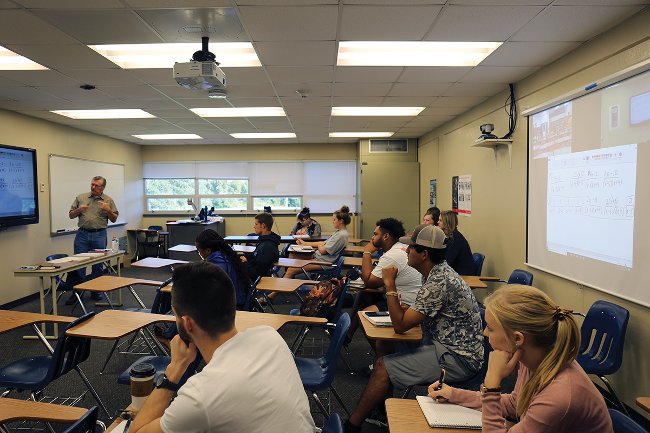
left=173, top=36, right=227, bottom=93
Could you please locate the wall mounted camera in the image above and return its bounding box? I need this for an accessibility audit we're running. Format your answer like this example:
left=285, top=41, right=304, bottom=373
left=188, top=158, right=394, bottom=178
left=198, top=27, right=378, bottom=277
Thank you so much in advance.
left=478, top=123, right=498, bottom=140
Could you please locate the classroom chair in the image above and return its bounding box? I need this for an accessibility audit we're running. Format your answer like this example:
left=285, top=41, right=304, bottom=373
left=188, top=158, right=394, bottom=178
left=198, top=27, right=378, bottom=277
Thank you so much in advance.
left=294, top=313, right=351, bottom=418
left=135, top=227, right=165, bottom=260
left=609, top=409, right=647, bottom=433
left=322, top=412, right=344, bottom=433
left=577, top=300, right=630, bottom=416
left=44, top=253, right=88, bottom=315
left=472, top=252, right=485, bottom=276
left=401, top=307, right=491, bottom=398
left=507, top=269, right=533, bottom=286
left=0, top=312, right=110, bottom=418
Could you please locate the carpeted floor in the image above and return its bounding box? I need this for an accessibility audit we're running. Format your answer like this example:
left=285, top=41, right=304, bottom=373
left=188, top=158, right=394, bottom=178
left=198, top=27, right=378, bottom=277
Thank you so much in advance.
left=0, top=263, right=513, bottom=432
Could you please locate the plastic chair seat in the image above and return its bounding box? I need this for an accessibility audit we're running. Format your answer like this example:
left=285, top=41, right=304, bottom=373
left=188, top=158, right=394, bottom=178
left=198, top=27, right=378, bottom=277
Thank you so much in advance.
left=0, top=356, right=53, bottom=389
left=609, top=409, right=646, bottom=433
left=294, top=357, right=330, bottom=390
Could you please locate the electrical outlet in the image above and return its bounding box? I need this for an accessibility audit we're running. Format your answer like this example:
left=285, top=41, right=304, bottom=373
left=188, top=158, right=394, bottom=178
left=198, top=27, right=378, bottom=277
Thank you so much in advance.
left=40, top=182, right=45, bottom=192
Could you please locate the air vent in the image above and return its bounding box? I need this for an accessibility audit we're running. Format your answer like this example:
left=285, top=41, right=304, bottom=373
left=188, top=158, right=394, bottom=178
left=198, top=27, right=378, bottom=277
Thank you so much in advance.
left=369, top=139, right=408, bottom=153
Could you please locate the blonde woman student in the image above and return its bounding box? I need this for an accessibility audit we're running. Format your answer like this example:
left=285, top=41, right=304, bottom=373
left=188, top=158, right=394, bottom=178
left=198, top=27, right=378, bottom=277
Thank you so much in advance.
left=428, top=285, right=612, bottom=433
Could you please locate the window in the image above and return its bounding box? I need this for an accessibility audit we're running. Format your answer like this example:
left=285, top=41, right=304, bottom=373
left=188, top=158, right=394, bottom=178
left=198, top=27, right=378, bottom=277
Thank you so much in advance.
left=143, top=161, right=357, bottom=214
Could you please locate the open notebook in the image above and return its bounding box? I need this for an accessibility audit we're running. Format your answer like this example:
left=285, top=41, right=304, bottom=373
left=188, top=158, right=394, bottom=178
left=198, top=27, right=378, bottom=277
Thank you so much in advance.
left=416, top=395, right=482, bottom=430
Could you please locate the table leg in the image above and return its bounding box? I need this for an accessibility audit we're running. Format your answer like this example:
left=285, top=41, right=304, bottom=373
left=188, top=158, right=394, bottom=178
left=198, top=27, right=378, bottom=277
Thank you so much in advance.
left=127, top=285, right=147, bottom=309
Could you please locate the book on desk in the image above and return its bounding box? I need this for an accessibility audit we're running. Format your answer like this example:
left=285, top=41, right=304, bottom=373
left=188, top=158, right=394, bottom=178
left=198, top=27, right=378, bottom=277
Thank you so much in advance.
left=416, top=395, right=482, bottom=429
left=362, top=311, right=393, bottom=327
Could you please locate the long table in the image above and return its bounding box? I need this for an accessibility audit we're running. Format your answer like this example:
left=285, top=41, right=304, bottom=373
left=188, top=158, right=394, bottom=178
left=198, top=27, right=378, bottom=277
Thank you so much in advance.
left=13, top=250, right=124, bottom=337
left=0, top=398, right=89, bottom=424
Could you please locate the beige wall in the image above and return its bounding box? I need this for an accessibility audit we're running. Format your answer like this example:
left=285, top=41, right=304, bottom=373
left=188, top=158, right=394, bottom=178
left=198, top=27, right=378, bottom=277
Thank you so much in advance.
left=418, top=10, right=650, bottom=416
left=0, top=109, right=143, bottom=305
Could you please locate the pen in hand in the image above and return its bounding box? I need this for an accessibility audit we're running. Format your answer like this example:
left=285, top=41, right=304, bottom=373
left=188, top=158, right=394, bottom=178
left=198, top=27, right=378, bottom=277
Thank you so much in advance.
left=434, top=368, right=446, bottom=391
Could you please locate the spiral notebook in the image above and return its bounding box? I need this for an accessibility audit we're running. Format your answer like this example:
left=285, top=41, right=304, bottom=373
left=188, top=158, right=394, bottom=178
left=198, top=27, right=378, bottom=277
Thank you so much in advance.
left=416, top=396, right=482, bottom=430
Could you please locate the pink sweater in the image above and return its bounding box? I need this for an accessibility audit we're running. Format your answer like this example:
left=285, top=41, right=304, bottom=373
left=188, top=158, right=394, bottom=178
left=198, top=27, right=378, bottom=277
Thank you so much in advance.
left=449, top=360, right=612, bottom=433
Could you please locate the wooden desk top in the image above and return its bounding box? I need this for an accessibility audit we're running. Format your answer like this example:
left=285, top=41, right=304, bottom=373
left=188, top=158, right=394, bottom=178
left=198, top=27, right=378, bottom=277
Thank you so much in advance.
left=130, top=257, right=189, bottom=268
left=274, top=257, right=332, bottom=268
left=66, top=310, right=327, bottom=340
left=232, top=244, right=256, bottom=253
left=636, top=397, right=650, bottom=413
left=74, top=275, right=162, bottom=292
left=347, top=238, right=368, bottom=244
left=343, top=245, right=366, bottom=255
left=343, top=256, right=378, bottom=267
left=255, top=277, right=319, bottom=293
left=461, top=275, right=487, bottom=289
left=0, top=398, right=88, bottom=424
left=168, top=244, right=197, bottom=252
left=386, top=398, right=459, bottom=433
left=0, top=310, right=76, bottom=333
left=358, top=312, right=422, bottom=342
left=479, top=276, right=501, bottom=282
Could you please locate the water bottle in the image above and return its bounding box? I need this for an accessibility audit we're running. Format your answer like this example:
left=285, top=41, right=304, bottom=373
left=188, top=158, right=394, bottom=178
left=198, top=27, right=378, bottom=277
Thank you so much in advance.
left=111, top=236, right=119, bottom=252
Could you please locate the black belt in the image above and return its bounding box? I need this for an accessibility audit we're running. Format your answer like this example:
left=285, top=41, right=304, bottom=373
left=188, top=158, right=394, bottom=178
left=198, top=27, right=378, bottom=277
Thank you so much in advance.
left=80, top=227, right=106, bottom=233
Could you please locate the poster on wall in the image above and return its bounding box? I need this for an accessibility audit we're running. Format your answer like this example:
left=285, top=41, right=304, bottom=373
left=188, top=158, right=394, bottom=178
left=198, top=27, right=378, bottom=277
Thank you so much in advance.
left=452, top=175, right=472, bottom=215
left=429, top=179, right=437, bottom=207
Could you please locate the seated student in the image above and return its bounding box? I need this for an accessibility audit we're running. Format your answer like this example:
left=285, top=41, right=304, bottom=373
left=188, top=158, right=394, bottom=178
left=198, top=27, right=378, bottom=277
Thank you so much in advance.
left=241, top=212, right=281, bottom=282
left=439, top=210, right=474, bottom=275
left=195, top=229, right=251, bottom=308
left=290, top=206, right=322, bottom=238
left=346, top=218, right=421, bottom=351
left=282, top=205, right=351, bottom=280
left=344, top=225, right=483, bottom=433
left=429, top=285, right=613, bottom=433
left=129, top=261, right=316, bottom=433
left=422, top=206, right=440, bottom=226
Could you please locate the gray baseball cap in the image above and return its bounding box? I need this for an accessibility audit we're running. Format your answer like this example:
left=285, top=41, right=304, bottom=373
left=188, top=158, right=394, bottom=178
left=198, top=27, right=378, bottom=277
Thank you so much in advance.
left=398, top=224, right=446, bottom=249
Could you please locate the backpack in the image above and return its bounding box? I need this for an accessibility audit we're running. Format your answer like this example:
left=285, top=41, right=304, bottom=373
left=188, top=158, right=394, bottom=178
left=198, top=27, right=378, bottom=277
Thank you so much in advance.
left=299, top=278, right=343, bottom=318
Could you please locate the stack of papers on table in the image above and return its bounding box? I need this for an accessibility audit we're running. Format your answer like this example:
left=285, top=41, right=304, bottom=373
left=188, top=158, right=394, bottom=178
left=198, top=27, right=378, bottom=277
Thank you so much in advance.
left=47, top=257, right=76, bottom=264
left=416, top=396, right=482, bottom=429
left=76, top=252, right=105, bottom=258
left=292, top=234, right=310, bottom=239
left=362, top=311, right=393, bottom=327
left=348, top=278, right=365, bottom=289
left=289, top=245, right=314, bottom=253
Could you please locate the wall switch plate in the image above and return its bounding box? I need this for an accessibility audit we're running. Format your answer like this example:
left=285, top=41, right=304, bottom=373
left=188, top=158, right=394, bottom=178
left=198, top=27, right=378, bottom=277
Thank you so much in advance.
left=40, top=182, right=45, bottom=192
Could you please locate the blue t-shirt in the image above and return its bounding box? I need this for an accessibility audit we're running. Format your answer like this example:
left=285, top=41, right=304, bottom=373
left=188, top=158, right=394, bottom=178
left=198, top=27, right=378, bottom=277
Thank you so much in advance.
left=206, top=250, right=247, bottom=305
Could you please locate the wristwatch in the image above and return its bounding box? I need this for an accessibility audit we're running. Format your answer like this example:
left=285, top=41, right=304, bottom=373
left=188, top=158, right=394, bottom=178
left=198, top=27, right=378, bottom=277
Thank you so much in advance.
left=480, top=383, right=501, bottom=395
left=155, top=373, right=180, bottom=392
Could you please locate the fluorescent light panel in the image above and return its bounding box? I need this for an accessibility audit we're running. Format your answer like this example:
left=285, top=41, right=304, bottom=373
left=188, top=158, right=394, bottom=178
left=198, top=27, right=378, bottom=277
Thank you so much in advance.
left=133, top=134, right=202, bottom=140
left=332, top=107, right=424, bottom=116
left=191, top=107, right=286, bottom=117
left=51, top=109, right=155, bottom=119
left=329, top=132, right=394, bottom=138
left=231, top=133, right=296, bottom=139
left=337, top=41, right=502, bottom=66
left=0, top=46, right=48, bottom=70
left=89, top=43, right=261, bottom=68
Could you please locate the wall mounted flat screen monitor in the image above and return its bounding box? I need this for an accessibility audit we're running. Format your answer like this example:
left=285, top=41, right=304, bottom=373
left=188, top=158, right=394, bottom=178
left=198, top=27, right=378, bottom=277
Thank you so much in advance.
left=0, top=144, right=39, bottom=227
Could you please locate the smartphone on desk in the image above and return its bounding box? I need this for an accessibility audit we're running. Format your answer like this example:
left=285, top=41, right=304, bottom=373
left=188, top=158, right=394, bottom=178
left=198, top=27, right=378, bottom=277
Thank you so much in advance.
left=364, top=311, right=390, bottom=317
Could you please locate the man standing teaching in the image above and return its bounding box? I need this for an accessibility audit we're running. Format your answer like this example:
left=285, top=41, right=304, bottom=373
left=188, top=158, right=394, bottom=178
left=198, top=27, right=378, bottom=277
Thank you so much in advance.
left=68, top=175, right=118, bottom=301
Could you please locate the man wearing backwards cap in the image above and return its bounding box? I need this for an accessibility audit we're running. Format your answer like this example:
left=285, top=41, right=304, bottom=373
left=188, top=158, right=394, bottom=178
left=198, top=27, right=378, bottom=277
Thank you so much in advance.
left=344, top=225, right=484, bottom=433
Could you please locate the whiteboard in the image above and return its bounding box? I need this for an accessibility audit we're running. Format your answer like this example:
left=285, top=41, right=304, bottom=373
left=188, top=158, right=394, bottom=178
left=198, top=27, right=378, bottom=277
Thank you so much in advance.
left=49, top=155, right=125, bottom=234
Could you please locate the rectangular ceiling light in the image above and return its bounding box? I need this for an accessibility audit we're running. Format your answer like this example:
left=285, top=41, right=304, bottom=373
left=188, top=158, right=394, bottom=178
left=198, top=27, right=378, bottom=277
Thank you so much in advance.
left=337, top=41, right=502, bottom=66
left=89, top=43, right=261, bottom=68
left=191, top=107, right=286, bottom=117
left=51, top=109, right=155, bottom=119
left=231, top=133, right=296, bottom=139
left=329, top=132, right=394, bottom=138
left=332, top=107, right=424, bottom=116
left=133, top=134, right=202, bottom=140
left=0, top=46, right=48, bottom=70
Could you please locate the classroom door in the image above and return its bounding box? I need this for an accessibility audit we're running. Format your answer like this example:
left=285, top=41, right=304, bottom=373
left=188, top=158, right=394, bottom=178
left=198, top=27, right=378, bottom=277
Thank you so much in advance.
left=360, top=162, right=420, bottom=239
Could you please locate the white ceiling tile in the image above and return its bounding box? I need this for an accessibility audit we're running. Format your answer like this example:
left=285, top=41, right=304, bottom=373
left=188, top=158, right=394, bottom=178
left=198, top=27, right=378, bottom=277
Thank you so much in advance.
left=383, top=96, right=439, bottom=106
left=222, top=83, right=278, bottom=97
left=266, top=66, right=334, bottom=83
left=333, top=82, right=392, bottom=97
left=0, top=70, right=77, bottom=86
left=388, top=83, right=451, bottom=97
left=429, top=95, right=490, bottom=107
left=223, top=98, right=280, bottom=107
left=443, top=81, right=508, bottom=97
left=125, top=1, right=232, bottom=7
left=548, top=0, right=648, bottom=6
left=99, top=86, right=169, bottom=99
left=335, top=67, right=403, bottom=83
left=0, top=0, right=20, bottom=8
left=239, top=5, right=338, bottom=41
left=424, top=5, right=544, bottom=41
left=511, top=5, right=642, bottom=42
left=237, top=0, right=338, bottom=5
left=284, top=106, right=331, bottom=116
left=136, top=8, right=247, bottom=44
left=449, top=0, right=551, bottom=4
left=332, top=96, right=383, bottom=106
left=462, top=65, right=538, bottom=83
left=32, top=10, right=163, bottom=44
left=480, top=41, right=580, bottom=66
left=399, top=67, right=472, bottom=83
left=274, top=82, right=333, bottom=97
left=58, top=69, right=146, bottom=86
left=220, top=67, right=269, bottom=85
left=343, top=0, right=446, bottom=4
left=254, top=41, right=336, bottom=66
left=14, top=0, right=125, bottom=8
left=340, top=5, right=443, bottom=40
left=5, top=44, right=119, bottom=69
left=0, top=10, right=79, bottom=44
left=127, top=69, right=175, bottom=86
